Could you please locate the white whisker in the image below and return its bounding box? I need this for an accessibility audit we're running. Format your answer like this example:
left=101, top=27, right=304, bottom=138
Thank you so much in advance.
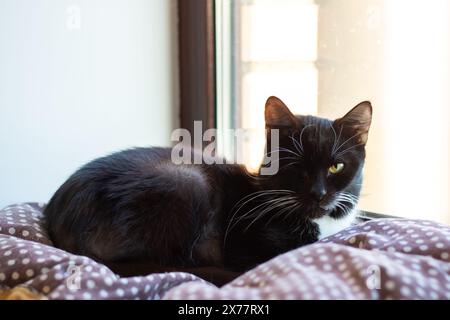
left=298, top=124, right=315, bottom=153
left=332, top=130, right=362, bottom=156
left=288, top=134, right=303, bottom=157
left=335, top=142, right=365, bottom=157
left=243, top=198, right=299, bottom=232
left=223, top=190, right=295, bottom=246
left=230, top=196, right=294, bottom=231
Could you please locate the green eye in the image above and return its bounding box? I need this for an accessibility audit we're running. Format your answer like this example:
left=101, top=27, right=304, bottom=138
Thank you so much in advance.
left=329, top=163, right=344, bottom=174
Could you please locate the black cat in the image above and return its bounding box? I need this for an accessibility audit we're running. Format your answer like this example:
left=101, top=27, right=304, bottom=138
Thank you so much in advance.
left=44, top=96, right=372, bottom=286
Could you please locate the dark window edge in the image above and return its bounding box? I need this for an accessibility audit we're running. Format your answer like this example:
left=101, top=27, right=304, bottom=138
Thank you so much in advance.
left=178, top=0, right=216, bottom=136
left=357, top=210, right=402, bottom=221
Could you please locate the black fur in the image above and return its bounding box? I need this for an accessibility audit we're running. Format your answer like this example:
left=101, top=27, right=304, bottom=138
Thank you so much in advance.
left=44, top=97, right=372, bottom=285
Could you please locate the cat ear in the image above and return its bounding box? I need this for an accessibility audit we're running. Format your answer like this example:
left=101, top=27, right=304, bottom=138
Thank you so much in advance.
left=335, top=101, right=373, bottom=145
left=265, top=96, right=297, bottom=128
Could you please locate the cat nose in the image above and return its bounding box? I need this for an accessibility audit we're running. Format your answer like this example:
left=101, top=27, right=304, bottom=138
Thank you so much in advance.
left=310, top=186, right=327, bottom=202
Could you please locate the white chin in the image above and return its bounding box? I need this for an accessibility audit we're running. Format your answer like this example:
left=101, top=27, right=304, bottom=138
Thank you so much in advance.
left=312, top=209, right=357, bottom=240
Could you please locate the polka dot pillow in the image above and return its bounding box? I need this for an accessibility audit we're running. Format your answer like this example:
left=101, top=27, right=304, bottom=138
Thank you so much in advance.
left=0, top=203, right=203, bottom=299
left=1, top=203, right=450, bottom=300
left=165, top=219, right=450, bottom=299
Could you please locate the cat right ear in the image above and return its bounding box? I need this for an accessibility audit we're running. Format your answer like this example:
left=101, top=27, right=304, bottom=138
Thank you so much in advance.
left=335, top=101, right=373, bottom=145
left=265, top=96, right=297, bottom=129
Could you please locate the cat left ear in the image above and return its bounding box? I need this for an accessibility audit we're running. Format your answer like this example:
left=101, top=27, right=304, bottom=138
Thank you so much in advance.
left=335, top=101, right=373, bottom=145
left=265, top=96, right=297, bottom=128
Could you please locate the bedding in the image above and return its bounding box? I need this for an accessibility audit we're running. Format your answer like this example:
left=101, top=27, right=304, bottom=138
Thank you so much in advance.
left=0, top=203, right=449, bottom=300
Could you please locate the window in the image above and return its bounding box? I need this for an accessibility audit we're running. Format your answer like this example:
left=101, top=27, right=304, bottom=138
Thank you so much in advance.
left=216, top=0, right=450, bottom=224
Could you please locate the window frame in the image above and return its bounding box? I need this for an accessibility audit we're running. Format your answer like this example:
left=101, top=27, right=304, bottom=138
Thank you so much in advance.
left=178, top=0, right=398, bottom=221
left=178, top=0, right=217, bottom=135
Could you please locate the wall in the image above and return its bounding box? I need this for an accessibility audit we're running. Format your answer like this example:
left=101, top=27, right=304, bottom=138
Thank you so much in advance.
left=0, top=0, right=179, bottom=208
left=317, top=0, right=386, bottom=218
left=317, top=0, right=450, bottom=223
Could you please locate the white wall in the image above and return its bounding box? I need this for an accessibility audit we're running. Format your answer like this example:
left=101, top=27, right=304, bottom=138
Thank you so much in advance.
left=317, top=0, right=450, bottom=223
left=0, top=0, right=179, bottom=208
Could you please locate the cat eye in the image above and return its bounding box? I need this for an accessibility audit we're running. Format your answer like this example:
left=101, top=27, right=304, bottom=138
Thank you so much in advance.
left=329, top=163, right=344, bottom=174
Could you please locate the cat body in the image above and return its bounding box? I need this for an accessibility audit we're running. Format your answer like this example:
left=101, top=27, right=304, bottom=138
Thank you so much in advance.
left=44, top=97, right=372, bottom=285
left=45, top=147, right=258, bottom=268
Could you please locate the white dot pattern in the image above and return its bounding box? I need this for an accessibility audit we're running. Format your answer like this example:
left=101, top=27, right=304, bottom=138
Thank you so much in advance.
left=1, top=203, right=450, bottom=300
left=0, top=203, right=201, bottom=300
left=165, top=219, right=450, bottom=300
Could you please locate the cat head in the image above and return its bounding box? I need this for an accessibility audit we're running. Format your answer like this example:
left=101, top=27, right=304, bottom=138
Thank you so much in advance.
left=261, top=96, right=372, bottom=220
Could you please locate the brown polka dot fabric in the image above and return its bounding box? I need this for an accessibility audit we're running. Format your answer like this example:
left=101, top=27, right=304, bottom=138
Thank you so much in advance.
left=0, top=203, right=203, bottom=300
left=1, top=203, right=450, bottom=300
left=165, top=219, right=450, bottom=299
